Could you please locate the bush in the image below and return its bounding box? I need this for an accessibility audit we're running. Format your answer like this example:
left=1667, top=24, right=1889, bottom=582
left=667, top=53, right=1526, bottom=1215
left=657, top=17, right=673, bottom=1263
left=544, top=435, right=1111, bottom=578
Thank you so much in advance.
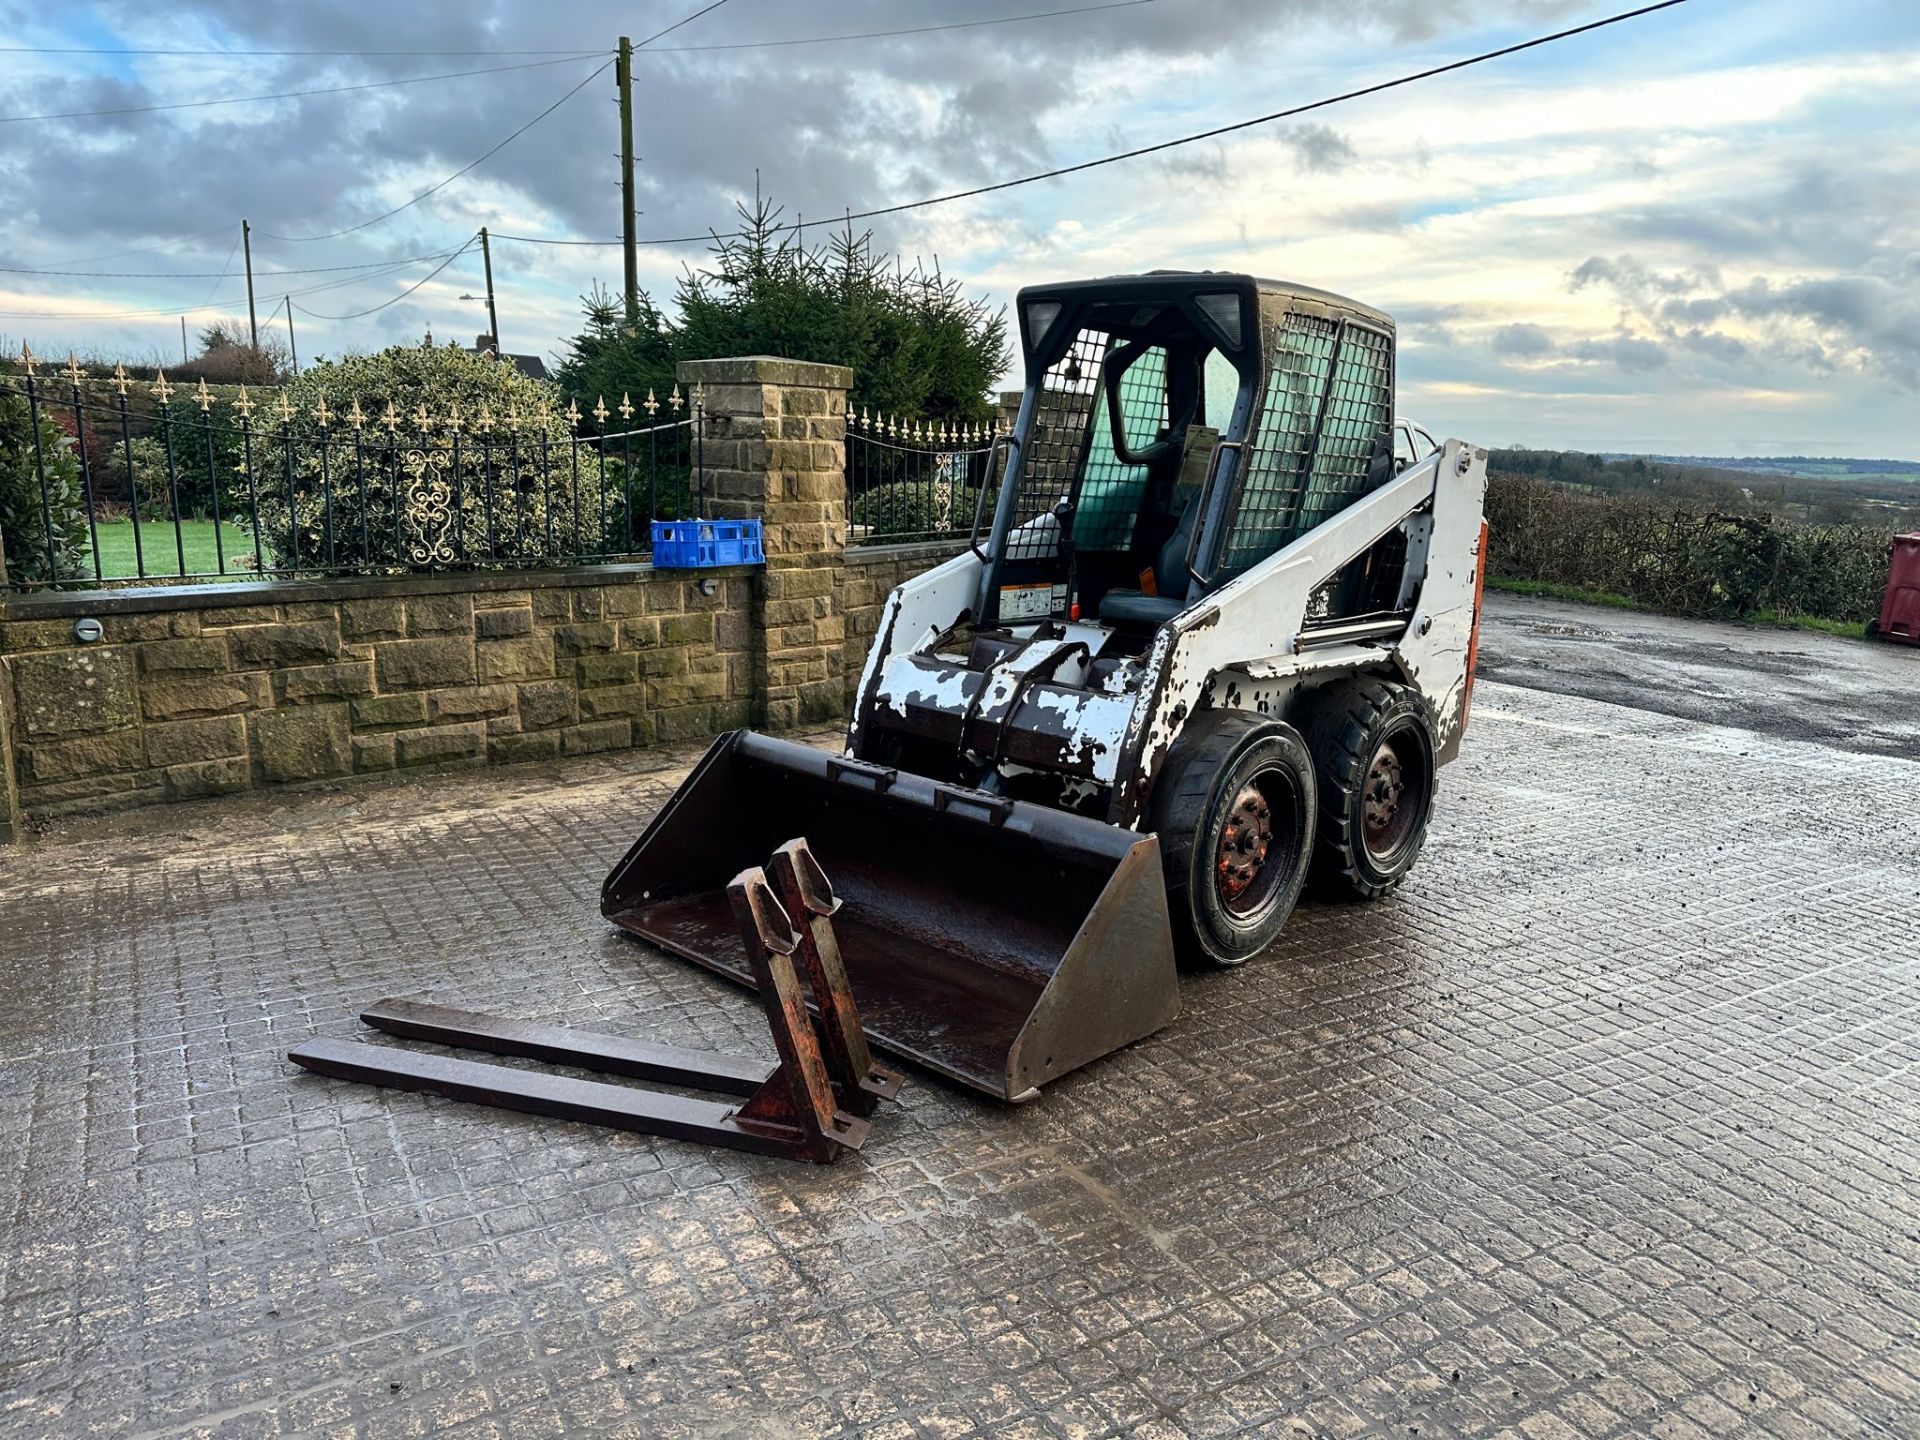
left=252, top=341, right=624, bottom=571
left=0, top=387, right=90, bottom=585
left=1485, top=472, right=1891, bottom=624
left=851, top=479, right=982, bottom=542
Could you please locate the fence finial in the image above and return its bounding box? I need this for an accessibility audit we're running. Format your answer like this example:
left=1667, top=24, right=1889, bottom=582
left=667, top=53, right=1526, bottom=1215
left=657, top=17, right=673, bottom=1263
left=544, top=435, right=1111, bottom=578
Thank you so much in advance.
left=669, top=384, right=683, bottom=413
left=347, top=398, right=366, bottom=430
left=312, top=395, right=332, bottom=428
left=62, top=353, right=85, bottom=387
left=565, top=399, right=582, bottom=429
left=412, top=402, right=432, bottom=432
left=19, top=343, right=35, bottom=378
left=194, top=378, right=213, bottom=412
left=150, top=371, right=174, bottom=405
left=619, top=392, right=635, bottom=422
left=111, top=363, right=131, bottom=397
left=381, top=401, right=399, bottom=431
left=233, top=385, right=255, bottom=420
left=446, top=402, right=462, bottom=433
left=592, top=395, right=609, bottom=426
left=477, top=403, right=495, bottom=434
left=644, top=388, right=659, bottom=417
left=504, top=405, right=522, bottom=432
left=692, top=382, right=706, bottom=411
left=274, top=391, right=295, bottom=425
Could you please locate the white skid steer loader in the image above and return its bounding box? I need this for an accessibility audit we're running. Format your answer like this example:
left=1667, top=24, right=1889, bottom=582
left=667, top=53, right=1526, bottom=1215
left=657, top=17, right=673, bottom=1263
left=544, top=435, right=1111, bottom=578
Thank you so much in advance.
left=605, top=272, right=1490, bottom=1101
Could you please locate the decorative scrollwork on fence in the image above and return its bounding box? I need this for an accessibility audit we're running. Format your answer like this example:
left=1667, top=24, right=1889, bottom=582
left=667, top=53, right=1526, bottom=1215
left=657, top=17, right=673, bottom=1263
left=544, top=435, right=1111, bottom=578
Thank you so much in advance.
left=402, top=447, right=457, bottom=567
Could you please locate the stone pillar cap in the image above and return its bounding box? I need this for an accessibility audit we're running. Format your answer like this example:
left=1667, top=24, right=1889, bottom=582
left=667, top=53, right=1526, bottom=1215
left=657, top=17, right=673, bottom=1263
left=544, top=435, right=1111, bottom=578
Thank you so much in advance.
left=677, top=356, right=853, bottom=390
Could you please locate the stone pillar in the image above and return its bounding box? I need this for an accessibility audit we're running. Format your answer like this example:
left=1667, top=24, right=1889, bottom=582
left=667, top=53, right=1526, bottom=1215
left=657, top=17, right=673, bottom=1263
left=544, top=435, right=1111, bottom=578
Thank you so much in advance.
left=677, top=356, right=852, bottom=730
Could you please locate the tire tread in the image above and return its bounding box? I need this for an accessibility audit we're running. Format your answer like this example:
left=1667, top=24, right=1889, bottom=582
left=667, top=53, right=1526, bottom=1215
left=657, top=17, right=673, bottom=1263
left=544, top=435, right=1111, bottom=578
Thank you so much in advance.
left=1306, top=678, right=1427, bottom=900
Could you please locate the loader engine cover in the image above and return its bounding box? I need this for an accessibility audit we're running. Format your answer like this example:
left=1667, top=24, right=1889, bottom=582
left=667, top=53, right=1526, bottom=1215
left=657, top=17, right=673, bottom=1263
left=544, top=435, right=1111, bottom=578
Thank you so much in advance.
left=602, top=731, right=1181, bottom=1101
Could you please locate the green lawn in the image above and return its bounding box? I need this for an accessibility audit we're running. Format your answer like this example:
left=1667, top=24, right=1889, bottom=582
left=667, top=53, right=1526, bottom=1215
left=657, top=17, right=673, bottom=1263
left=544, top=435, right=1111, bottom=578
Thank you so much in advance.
left=91, top=520, right=262, bottom=581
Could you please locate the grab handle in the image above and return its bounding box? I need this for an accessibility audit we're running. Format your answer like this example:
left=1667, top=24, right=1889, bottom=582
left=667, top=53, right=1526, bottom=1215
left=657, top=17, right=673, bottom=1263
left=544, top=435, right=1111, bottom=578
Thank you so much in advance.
left=932, top=788, right=1013, bottom=826
left=827, top=758, right=896, bottom=793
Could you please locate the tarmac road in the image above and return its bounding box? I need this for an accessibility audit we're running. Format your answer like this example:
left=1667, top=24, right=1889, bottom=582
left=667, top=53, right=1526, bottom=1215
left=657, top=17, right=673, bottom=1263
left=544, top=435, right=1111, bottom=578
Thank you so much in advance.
left=1477, top=590, right=1920, bottom=759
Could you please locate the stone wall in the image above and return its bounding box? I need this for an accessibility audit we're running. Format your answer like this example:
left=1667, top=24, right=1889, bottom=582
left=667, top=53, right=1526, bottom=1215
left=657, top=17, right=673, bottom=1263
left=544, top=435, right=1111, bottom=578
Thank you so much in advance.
left=843, top=540, right=965, bottom=678
left=0, top=567, right=754, bottom=823
left=0, top=355, right=966, bottom=838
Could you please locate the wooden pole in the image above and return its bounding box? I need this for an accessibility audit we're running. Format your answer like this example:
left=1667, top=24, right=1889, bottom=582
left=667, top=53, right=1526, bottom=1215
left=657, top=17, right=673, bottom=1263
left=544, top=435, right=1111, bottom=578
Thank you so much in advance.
left=480, top=227, right=501, bottom=355
left=617, top=36, right=639, bottom=330
left=242, top=219, right=259, bottom=350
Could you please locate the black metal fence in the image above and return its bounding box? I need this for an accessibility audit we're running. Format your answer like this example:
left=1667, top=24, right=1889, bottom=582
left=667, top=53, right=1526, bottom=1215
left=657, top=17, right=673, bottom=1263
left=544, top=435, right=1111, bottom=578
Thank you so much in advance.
left=846, top=408, right=998, bottom=546
left=0, top=358, right=706, bottom=591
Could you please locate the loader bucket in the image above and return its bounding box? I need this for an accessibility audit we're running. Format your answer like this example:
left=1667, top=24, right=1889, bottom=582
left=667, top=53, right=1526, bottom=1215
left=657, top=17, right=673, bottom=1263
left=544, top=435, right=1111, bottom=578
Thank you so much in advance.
left=602, top=731, right=1180, bottom=1101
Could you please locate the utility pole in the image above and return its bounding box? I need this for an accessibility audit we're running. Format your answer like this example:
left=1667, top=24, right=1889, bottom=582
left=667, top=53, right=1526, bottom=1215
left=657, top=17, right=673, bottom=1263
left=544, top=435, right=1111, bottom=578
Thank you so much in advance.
left=616, top=35, right=639, bottom=331
left=242, top=219, right=259, bottom=350
left=479, top=226, right=501, bottom=355
left=283, top=296, right=299, bottom=376
left=181, top=316, right=189, bottom=365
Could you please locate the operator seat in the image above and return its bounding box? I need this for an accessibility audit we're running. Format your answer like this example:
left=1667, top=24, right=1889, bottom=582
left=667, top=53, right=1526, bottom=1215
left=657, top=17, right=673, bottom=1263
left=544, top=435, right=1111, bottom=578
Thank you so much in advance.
left=1096, top=491, right=1201, bottom=628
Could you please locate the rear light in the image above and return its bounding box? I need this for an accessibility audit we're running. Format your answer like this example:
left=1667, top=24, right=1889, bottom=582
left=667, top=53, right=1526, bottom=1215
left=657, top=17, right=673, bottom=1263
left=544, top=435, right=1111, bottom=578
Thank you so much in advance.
left=1460, top=520, right=1490, bottom=733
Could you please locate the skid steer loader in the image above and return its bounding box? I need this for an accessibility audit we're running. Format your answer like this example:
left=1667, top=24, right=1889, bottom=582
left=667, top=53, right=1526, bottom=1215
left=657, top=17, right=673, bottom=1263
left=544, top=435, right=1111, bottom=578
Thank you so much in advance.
left=605, top=271, right=1489, bottom=1101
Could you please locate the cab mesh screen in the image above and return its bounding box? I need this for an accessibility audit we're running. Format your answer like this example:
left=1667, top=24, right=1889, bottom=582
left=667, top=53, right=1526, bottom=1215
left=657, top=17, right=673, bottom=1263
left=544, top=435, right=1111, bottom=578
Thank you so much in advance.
left=1217, top=314, right=1392, bottom=576
left=996, top=329, right=1106, bottom=561
left=1075, top=346, right=1167, bottom=552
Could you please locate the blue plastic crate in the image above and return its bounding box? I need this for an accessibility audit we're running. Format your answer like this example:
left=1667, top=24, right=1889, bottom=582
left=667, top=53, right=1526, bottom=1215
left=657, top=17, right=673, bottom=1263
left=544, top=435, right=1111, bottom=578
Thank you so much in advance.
left=650, top=518, right=765, bottom=569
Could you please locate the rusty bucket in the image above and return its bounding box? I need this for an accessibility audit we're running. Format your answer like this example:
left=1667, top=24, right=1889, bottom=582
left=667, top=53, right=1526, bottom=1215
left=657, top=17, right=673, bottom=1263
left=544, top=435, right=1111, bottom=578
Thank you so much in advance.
left=601, top=731, right=1180, bottom=1101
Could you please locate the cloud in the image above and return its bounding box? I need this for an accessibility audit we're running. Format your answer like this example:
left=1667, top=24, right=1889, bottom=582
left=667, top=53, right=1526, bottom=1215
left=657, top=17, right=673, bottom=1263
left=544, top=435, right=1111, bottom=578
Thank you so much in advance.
left=1571, top=252, right=1920, bottom=390
left=1280, top=124, right=1356, bottom=173
left=1491, top=322, right=1554, bottom=358
left=1565, top=334, right=1669, bottom=372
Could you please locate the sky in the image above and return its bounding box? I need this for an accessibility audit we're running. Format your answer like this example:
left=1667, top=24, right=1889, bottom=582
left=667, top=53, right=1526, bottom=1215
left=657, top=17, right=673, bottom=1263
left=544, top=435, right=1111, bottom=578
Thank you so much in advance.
left=0, top=0, right=1915, bottom=459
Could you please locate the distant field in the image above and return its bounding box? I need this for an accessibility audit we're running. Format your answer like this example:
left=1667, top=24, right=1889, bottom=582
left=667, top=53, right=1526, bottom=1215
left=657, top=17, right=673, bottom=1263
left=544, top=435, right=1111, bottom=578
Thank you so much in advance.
left=90, top=520, right=261, bottom=581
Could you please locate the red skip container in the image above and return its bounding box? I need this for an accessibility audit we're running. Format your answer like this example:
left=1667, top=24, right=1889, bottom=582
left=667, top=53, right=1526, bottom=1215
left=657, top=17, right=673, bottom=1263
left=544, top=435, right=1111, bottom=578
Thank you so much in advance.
left=1872, top=533, right=1920, bottom=646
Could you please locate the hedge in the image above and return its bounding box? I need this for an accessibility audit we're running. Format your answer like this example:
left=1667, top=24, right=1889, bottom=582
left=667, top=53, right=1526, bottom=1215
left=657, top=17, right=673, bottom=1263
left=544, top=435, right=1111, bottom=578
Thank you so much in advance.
left=1485, top=473, right=1890, bottom=624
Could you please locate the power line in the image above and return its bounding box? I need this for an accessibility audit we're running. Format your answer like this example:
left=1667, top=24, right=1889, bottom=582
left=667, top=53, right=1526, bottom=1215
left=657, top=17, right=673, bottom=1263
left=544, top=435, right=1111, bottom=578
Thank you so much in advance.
left=0, top=53, right=603, bottom=125
left=10, top=222, right=236, bottom=270
left=290, top=237, right=478, bottom=320
left=259, top=0, right=726, bottom=244
left=0, top=3, right=1146, bottom=59
left=631, top=0, right=736, bottom=50
left=494, top=0, right=1694, bottom=251
left=0, top=250, right=469, bottom=279
left=0, top=248, right=466, bottom=320
left=640, top=0, right=1157, bottom=53
left=200, top=228, right=244, bottom=308
left=0, top=45, right=605, bottom=57
left=256, top=59, right=614, bottom=242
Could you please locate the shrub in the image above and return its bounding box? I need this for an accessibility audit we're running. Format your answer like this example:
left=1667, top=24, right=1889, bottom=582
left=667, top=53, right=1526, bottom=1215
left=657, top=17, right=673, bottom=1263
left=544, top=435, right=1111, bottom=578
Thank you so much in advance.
left=0, top=387, right=91, bottom=585
left=252, top=342, right=624, bottom=571
left=1485, top=472, right=1890, bottom=624
left=851, top=479, right=982, bottom=542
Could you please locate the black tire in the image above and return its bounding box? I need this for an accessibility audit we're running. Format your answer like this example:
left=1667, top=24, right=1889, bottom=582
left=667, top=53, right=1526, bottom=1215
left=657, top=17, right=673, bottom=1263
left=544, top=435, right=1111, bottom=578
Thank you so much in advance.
left=1867, top=617, right=1881, bottom=640
left=1148, top=711, right=1317, bottom=968
left=1306, top=679, right=1437, bottom=901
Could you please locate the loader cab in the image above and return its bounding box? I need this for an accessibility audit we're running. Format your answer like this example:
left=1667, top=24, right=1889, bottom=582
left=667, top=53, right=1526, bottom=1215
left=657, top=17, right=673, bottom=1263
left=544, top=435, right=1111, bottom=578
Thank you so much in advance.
left=978, top=272, right=1400, bottom=643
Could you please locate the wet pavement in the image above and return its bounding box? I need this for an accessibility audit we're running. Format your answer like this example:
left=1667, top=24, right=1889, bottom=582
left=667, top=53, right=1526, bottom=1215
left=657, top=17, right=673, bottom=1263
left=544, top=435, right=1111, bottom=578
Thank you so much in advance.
left=2, top=595, right=1917, bottom=1439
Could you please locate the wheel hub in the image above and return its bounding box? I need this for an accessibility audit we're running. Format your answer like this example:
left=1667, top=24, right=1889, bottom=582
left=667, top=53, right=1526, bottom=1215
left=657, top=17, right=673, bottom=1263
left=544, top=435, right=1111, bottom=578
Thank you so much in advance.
left=1216, top=784, right=1274, bottom=905
left=1363, top=745, right=1407, bottom=849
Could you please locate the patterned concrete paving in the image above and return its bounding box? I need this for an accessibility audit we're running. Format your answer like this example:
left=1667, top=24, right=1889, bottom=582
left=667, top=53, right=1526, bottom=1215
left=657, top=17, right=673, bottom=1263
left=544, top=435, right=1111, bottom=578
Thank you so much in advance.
left=1, top=661, right=1916, bottom=1437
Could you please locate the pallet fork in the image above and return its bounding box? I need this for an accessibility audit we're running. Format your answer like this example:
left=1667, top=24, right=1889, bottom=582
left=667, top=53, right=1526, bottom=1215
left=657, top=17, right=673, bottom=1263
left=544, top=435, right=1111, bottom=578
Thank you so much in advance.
left=289, top=839, right=902, bottom=1163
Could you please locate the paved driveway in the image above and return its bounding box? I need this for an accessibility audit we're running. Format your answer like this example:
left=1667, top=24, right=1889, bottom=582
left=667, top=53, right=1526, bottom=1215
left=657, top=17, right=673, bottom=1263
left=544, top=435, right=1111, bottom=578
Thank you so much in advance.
left=2, top=596, right=1916, bottom=1439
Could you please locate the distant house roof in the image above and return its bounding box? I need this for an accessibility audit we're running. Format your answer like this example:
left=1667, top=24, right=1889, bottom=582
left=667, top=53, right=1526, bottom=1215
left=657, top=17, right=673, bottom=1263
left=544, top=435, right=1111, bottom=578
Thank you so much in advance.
left=469, top=335, right=549, bottom=382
